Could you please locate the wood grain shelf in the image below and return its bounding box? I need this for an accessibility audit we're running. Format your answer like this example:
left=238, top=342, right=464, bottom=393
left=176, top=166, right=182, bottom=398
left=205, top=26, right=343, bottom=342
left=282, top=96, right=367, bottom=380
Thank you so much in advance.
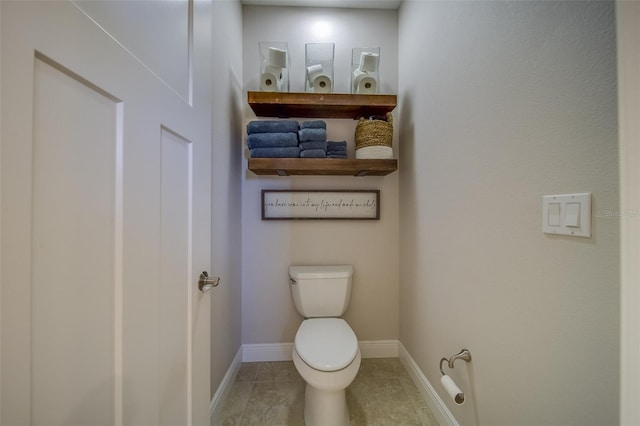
left=247, top=91, right=398, bottom=176
left=248, top=91, right=397, bottom=119
left=248, top=158, right=397, bottom=177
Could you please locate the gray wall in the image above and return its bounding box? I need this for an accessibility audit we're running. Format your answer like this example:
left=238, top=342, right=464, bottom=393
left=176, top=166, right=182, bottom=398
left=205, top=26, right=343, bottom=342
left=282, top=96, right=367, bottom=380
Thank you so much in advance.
left=241, top=5, right=400, bottom=345
left=397, top=1, right=619, bottom=425
left=210, top=0, right=244, bottom=396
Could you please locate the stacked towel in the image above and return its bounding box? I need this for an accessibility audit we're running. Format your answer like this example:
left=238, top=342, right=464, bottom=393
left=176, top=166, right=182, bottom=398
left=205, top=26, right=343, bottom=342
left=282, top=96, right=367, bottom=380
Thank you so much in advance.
left=298, top=128, right=327, bottom=142
left=300, top=149, right=327, bottom=158
left=327, top=140, right=347, bottom=159
left=247, top=132, right=298, bottom=149
left=299, top=120, right=326, bottom=130
left=247, top=120, right=299, bottom=134
left=299, top=141, right=327, bottom=151
left=247, top=120, right=300, bottom=158
left=298, top=121, right=327, bottom=158
left=250, top=147, right=300, bottom=158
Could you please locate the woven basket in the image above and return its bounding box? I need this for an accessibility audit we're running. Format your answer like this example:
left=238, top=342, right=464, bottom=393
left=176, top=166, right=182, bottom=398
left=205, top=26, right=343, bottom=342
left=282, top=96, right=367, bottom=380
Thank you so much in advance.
left=355, top=113, right=393, bottom=149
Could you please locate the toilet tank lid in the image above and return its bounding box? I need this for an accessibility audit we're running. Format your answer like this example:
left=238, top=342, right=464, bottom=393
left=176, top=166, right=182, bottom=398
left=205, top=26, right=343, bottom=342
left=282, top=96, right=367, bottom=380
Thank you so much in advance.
left=289, top=265, right=353, bottom=279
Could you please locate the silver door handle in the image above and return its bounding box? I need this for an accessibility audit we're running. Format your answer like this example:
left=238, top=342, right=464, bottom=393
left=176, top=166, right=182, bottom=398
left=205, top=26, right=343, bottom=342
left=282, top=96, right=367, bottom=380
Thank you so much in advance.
left=198, top=271, right=220, bottom=293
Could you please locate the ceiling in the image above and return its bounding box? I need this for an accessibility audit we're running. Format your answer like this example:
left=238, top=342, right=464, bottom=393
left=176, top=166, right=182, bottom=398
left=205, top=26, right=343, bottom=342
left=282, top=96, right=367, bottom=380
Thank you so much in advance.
left=240, top=0, right=402, bottom=10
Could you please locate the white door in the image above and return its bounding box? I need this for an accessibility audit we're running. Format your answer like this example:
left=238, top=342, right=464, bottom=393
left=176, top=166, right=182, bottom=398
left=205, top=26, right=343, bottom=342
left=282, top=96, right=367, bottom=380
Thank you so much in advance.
left=1, top=1, right=212, bottom=425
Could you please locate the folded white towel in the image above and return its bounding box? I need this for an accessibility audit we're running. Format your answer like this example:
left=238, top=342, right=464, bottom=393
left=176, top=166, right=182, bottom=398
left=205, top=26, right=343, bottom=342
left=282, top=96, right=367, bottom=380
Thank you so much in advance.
left=355, top=146, right=393, bottom=159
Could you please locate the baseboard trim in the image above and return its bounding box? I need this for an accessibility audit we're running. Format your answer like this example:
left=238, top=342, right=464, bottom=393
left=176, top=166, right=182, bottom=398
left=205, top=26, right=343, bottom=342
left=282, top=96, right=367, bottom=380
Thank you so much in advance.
left=242, top=342, right=295, bottom=362
left=209, top=346, right=243, bottom=418
left=398, top=342, right=459, bottom=426
left=359, top=339, right=400, bottom=358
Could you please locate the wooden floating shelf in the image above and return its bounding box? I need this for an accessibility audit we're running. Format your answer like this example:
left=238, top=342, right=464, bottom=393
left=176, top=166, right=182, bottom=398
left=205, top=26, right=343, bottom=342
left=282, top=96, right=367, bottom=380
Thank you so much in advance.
left=248, top=158, right=398, bottom=177
left=248, top=91, right=397, bottom=119
left=246, top=92, right=398, bottom=177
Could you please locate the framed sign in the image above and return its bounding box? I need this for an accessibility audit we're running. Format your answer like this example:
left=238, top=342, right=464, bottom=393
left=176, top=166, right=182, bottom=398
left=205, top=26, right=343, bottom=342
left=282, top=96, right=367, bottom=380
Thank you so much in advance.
left=262, top=190, right=380, bottom=220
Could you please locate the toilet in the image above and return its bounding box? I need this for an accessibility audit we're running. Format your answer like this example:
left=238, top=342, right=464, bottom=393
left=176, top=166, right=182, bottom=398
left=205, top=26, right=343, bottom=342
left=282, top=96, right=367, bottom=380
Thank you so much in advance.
left=289, top=265, right=361, bottom=426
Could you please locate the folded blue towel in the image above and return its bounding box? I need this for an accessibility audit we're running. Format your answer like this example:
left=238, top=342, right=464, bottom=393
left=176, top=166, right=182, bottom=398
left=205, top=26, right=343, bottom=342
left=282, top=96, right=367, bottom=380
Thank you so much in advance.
left=299, top=141, right=327, bottom=151
left=247, top=120, right=299, bottom=135
left=328, top=154, right=348, bottom=158
left=298, top=128, right=326, bottom=142
left=300, top=120, right=326, bottom=130
left=300, top=149, right=327, bottom=158
left=327, top=146, right=347, bottom=153
left=247, top=132, right=298, bottom=149
left=250, top=147, right=300, bottom=158
left=327, top=141, right=347, bottom=149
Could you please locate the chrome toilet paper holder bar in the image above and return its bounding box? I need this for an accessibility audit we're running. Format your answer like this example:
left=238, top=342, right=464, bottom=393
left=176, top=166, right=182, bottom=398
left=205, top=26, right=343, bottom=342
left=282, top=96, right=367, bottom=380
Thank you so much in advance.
left=440, top=349, right=472, bottom=375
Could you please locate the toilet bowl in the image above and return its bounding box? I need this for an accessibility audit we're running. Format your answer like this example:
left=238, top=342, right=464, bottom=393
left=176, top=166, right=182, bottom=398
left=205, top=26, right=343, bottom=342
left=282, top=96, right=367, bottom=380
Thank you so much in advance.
left=288, top=265, right=359, bottom=426
left=292, top=318, right=361, bottom=426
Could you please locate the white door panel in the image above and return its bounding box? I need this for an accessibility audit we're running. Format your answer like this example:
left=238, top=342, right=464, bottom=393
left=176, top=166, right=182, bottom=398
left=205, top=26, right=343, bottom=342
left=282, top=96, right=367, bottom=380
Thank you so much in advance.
left=73, top=0, right=191, bottom=103
left=159, top=127, right=191, bottom=425
left=31, top=54, right=119, bottom=426
left=1, top=1, right=212, bottom=425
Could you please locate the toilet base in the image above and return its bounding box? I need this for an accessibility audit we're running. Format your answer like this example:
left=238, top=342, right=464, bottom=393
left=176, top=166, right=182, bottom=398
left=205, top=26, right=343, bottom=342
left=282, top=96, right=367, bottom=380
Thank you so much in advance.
left=292, top=347, right=361, bottom=426
left=304, top=384, right=349, bottom=426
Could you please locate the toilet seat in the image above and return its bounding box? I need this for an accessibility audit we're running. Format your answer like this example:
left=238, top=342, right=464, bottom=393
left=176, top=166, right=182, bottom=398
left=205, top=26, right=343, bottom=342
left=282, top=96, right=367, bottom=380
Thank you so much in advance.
left=294, top=318, right=358, bottom=372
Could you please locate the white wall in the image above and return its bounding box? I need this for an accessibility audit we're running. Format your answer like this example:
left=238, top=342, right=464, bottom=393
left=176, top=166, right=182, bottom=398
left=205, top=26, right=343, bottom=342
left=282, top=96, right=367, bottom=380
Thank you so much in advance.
left=241, top=6, right=400, bottom=345
left=210, top=0, right=244, bottom=396
left=398, top=1, right=619, bottom=425
left=617, top=1, right=640, bottom=423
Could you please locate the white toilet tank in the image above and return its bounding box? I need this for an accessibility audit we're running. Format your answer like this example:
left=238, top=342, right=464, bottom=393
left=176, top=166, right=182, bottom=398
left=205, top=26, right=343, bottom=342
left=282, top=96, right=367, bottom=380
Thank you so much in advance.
left=289, top=265, right=354, bottom=318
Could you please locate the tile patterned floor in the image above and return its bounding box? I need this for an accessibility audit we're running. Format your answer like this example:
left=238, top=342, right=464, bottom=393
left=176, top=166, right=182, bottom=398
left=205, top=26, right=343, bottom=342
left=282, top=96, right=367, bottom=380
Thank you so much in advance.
left=212, top=358, right=440, bottom=426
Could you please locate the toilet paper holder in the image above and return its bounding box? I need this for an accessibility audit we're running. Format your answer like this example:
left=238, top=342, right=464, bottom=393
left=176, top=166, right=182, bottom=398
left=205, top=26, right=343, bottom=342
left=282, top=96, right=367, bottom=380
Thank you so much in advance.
left=439, top=348, right=472, bottom=375
left=439, top=349, right=471, bottom=405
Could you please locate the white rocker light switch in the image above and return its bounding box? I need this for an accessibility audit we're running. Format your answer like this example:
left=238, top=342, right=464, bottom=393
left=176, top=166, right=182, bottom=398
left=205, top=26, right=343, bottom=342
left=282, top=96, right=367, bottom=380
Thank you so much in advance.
left=542, top=193, right=591, bottom=238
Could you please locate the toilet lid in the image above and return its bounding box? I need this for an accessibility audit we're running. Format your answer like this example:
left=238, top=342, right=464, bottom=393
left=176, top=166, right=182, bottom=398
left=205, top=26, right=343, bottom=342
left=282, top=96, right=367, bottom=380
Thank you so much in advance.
left=294, top=318, right=358, bottom=372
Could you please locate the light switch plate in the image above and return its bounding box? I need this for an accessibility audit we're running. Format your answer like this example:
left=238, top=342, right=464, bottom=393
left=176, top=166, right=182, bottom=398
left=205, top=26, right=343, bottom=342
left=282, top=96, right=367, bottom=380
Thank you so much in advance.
left=542, top=193, right=591, bottom=238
